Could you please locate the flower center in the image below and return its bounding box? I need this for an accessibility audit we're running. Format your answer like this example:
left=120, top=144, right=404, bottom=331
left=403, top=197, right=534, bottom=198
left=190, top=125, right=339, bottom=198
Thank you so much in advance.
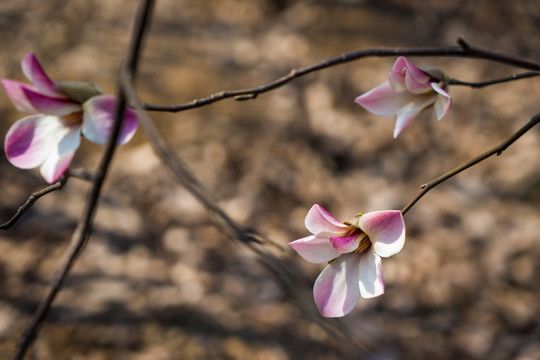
left=62, top=111, right=84, bottom=125
left=355, top=235, right=372, bottom=254
left=344, top=214, right=372, bottom=254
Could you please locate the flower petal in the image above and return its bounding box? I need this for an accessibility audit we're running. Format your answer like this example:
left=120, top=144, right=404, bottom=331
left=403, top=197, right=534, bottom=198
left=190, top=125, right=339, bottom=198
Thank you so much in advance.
left=431, top=83, right=452, bottom=120
left=40, top=125, right=81, bottom=183
left=313, top=253, right=361, bottom=317
left=4, top=115, right=68, bottom=169
left=329, top=232, right=361, bottom=253
left=358, top=210, right=405, bottom=258
left=355, top=82, right=417, bottom=118
left=21, top=85, right=81, bottom=116
left=389, top=57, right=431, bottom=94
left=358, top=251, right=384, bottom=298
left=289, top=235, right=340, bottom=264
left=82, top=95, right=139, bottom=145
left=2, top=80, right=41, bottom=114
left=393, top=93, right=437, bottom=138
left=304, top=204, right=350, bottom=236
left=21, top=53, right=62, bottom=97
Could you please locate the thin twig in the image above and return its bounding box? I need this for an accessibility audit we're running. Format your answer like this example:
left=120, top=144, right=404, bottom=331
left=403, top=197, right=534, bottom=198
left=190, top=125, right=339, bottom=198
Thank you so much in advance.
left=401, top=113, right=540, bottom=215
left=9, top=1, right=155, bottom=359
left=143, top=37, right=540, bottom=113
left=0, top=168, right=95, bottom=231
left=0, top=175, right=68, bottom=230
left=449, top=71, right=540, bottom=88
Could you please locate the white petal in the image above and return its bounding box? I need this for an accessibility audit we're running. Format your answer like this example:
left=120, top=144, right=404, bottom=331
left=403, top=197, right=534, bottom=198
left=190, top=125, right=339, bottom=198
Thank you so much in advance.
left=358, top=210, right=405, bottom=258
left=5, top=115, right=68, bottom=169
left=304, top=204, right=350, bottom=236
left=355, top=82, right=417, bottom=117
left=289, top=235, right=340, bottom=264
left=313, top=253, right=361, bottom=317
left=393, top=93, right=437, bottom=137
left=358, top=251, right=385, bottom=298
left=40, top=125, right=81, bottom=183
left=82, top=95, right=139, bottom=145
left=431, top=83, right=452, bottom=120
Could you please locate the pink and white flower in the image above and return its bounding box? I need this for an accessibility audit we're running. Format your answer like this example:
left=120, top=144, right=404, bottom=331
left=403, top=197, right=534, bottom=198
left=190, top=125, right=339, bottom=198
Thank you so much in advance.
left=2, top=53, right=139, bottom=183
left=355, top=56, right=451, bottom=138
left=289, top=204, right=405, bottom=317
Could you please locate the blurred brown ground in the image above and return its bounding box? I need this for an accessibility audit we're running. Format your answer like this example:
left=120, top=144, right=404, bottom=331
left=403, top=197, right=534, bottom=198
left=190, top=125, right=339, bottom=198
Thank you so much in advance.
left=0, top=0, right=539, bottom=359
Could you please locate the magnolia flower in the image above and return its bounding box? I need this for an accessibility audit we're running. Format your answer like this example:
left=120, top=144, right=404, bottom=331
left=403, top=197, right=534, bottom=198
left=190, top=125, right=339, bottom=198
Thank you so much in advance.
left=2, top=53, right=138, bottom=183
left=289, top=204, right=405, bottom=317
left=355, top=56, right=451, bottom=138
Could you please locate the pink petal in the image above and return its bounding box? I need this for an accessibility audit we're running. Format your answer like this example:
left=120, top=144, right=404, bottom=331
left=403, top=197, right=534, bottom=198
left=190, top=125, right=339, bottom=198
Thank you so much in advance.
left=4, top=115, right=71, bottom=169
left=393, top=93, right=438, bottom=138
left=21, top=86, right=81, bottom=116
left=355, top=82, right=417, bottom=117
left=313, top=253, right=361, bottom=317
left=289, top=235, right=341, bottom=264
left=304, top=204, right=350, bottom=236
left=431, top=83, right=452, bottom=120
left=389, top=57, right=431, bottom=94
left=329, top=232, right=361, bottom=253
left=358, top=251, right=384, bottom=298
left=2, top=80, right=40, bottom=114
left=21, top=53, right=62, bottom=97
left=82, top=95, right=139, bottom=145
left=358, top=210, right=405, bottom=258
left=40, top=126, right=81, bottom=183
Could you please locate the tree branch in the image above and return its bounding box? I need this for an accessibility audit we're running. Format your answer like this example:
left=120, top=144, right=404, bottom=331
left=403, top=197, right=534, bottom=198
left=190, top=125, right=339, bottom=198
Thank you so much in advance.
left=0, top=175, right=68, bottom=231
left=449, top=71, right=540, bottom=88
left=143, top=37, right=540, bottom=113
left=401, top=113, right=540, bottom=215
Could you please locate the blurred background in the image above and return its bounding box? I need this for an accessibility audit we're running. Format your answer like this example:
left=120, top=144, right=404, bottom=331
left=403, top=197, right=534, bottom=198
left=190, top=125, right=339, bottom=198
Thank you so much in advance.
left=0, top=0, right=539, bottom=359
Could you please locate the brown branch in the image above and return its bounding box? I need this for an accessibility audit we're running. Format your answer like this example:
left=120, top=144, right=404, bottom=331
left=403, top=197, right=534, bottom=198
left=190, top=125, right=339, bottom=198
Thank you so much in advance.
left=449, top=71, right=540, bottom=88
left=401, top=113, right=540, bottom=215
left=9, top=1, right=155, bottom=359
left=0, top=175, right=68, bottom=230
left=143, top=37, right=540, bottom=113
left=0, top=168, right=95, bottom=231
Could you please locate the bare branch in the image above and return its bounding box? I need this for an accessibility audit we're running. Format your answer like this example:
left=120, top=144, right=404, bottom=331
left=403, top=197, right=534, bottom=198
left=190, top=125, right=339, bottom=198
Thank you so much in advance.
left=0, top=175, right=68, bottom=230
left=143, top=38, right=540, bottom=113
left=401, top=113, right=540, bottom=215
left=449, top=71, right=540, bottom=88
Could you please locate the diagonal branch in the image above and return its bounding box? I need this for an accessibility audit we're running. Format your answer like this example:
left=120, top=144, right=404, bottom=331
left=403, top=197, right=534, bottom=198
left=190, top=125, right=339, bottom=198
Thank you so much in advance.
left=401, top=113, right=540, bottom=215
left=0, top=175, right=68, bottom=230
left=9, top=1, right=155, bottom=359
left=0, top=169, right=96, bottom=231
left=143, top=37, right=540, bottom=113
